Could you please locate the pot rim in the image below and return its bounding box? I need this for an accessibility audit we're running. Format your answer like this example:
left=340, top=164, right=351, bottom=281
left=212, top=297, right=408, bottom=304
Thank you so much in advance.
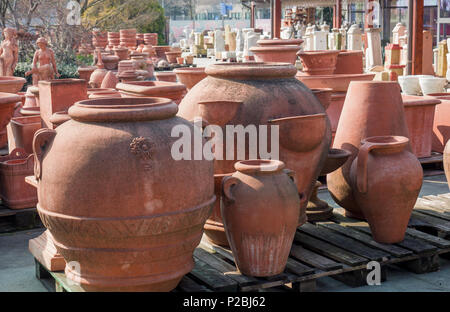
left=0, top=76, right=26, bottom=85
left=361, top=135, right=409, bottom=150
left=205, top=62, right=297, bottom=79
left=297, top=50, right=340, bottom=57
left=0, top=92, right=21, bottom=105
left=38, top=78, right=86, bottom=86
left=234, top=159, right=285, bottom=174
left=257, top=38, right=304, bottom=46
left=173, top=67, right=206, bottom=74
left=249, top=45, right=302, bottom=53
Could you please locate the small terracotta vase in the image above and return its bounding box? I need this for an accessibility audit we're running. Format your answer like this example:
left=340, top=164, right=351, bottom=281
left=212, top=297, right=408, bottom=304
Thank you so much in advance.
left=221, top=160, right=299, bottom=277
left=350, top=136, right=423, bottom=243
left=250, top=45, right=301, bottom=65
left=173, top=67, right=206, bottom=91
left=297, top=50, right=340, bottom=75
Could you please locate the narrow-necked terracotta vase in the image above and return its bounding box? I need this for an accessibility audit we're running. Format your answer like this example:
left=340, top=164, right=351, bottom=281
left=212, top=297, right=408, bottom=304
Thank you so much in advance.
left=349, top=136, right=422, bottom=243
left=221, top=160, right=299, bottom=277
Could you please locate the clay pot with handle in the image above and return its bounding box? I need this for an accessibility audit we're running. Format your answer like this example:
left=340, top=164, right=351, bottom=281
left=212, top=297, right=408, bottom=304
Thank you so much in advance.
left=221, top=160, right=299, bottom=277
left=349, top=136, right=422, bottom=243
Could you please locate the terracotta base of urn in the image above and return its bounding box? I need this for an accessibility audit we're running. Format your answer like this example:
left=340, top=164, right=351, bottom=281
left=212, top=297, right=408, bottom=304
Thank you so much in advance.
left=28, top=230, right=66, bottom=272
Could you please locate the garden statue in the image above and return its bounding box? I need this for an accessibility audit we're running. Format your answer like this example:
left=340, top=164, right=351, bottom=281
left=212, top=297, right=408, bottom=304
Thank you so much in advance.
left=0, top=27, right=18, bottom=76
left=25, top=37, right=59, bottom=85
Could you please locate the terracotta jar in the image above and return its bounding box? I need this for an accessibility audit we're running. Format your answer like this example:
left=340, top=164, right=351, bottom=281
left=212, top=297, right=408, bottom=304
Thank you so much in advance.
left=427, top=93, right=450, bottom=152
left=349, top=136, right=422, bottom=243
left=165, top=51, right=182, bottom=64
left=327, top=81, right=411, bottom=219
left=7, top=115, right=41, bottom=154
left=154, top=72, right=178, bottom=83
left=33, top=97, right=214, bottom=291
left=297, top=50, right=340, bottom=75
left=89, top=67, right=108, bottom=89
left=178, top=62, right=331, bottom=225
left=77, top=66, right=96, bottom=83
left=334, top=50, right=364, bottom=74
left=257, top=38, right=304, bottom=46
left=100, top=71, right=119, bottom=89
left=221, top=160, right=299, bottom=276
left=0, top=148, right=37, bottom=209
left=402, top=95, right=441, bottom=158
left=116, top=81, right=187, bottom=104
left=101, top=54, right=120, bottom=70
left=0, top=76, right=26, bottom=93
left=114, top=47, right=129, bottom=61
left=173, top=67, right=206, bottom=91
left=49, top=111, right=70, bottom=128
left=250, top=45, right=301, bottom=64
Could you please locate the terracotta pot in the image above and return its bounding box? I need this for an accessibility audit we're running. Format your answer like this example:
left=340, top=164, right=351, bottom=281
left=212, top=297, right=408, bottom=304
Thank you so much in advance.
left=38, top=79, right=87, bottom=129
left=118, top=70, right=138, bottom=82
left=101, top=54, right=120, bottom=70
left=142, top=45, right=155, bottom=57
left=20, top=106, right=40, bottom=116
left=165, top=51, right=182, bottom=64
left=221, top=160, right=299, bottom=277
left=257, top=38, right=304, bottom=46
left=176, top=57, right=184, bottom=65
left=33, top=97, right=214, bottom=291
left=154, top=72, right=178, bottom=83
left=87, top=88, right=115, bottom=96
left=114, top=47, right=129, bottom=61
left=250, top=45, right=301, bottom=64
left=116, top=81, right=186, bottom=104
left=402, top=95, right=441, bottom=158
left=326, top=92, right=346, bottom=132
left=88, top=90, right=121, bottom=99
left=7, top=115, right=41, bottom=154
left=350, top=136, right=422, bottom=243
left=327, top=81, right=411, bottom=220
left=397, top=75, right=432, bottom=95
left=173, top=67, right=206, bottom=90
left=77, top=66, right=96, bottom=83
left=426, top=93, right=450, bottom=153
left=118, top=60, right=135, bottom=74
left=311, top=88, right=333, bottom=110
left=0, top=148, right=37, bottom=209
left=0, top=92, right=21, bottom=134
left=297, top=50, right=340, bottom=75
left=204, top=173, right=233, bottom=247
left=144, top=33, right=158, bottom=46
left=295, top=73, right=375, bottom=92
left=178, top=62, right=331, bottom=225
left=185, top=55, right=194, bottom=65
left=89, top=68, right=108, bottom=89
left=155, top=46, right=172, bottom=61
left=445, top=141, right=450, bottom=190
left=334, top=50, right=364, bottom=74
left=49, top=111, right=70, bottom=128
left=100, top=71, right=119, bottom=89
left=0, top=76, right=26, bottom=93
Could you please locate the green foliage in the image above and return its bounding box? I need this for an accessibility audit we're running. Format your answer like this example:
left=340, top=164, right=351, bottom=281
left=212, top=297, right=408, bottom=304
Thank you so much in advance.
left=14, top=60, right=79, bottom=87
left=76, top=54, right=94, bottom=67
left=137, top=2, right=166, bottom=45
left=14, top=62, right=33, bottom=86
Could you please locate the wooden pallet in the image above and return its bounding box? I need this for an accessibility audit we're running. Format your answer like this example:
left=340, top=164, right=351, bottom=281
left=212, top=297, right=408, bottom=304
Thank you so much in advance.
left=0, top=206, right=42, bottom=233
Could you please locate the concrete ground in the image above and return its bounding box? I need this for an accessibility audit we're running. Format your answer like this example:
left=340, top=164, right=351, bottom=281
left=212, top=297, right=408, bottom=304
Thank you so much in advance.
left=0, top=174, right=449, bottom=292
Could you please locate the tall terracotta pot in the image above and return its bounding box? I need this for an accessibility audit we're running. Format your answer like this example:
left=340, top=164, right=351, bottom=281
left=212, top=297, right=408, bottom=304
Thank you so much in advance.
left=33, top=97, right=214, bottom=291
left=221, top=160, right=299, bottom=276
left=349, top=136, right=422, bottom=243
left=178, top=62, right=332, bottom=225
left=327, top=81, right=411, bottom=219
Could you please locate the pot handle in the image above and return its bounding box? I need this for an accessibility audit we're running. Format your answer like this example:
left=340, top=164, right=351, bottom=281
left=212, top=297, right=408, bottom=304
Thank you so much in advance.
left=222, top=176, right=239, bottom=202
left=283, top=168, right=298, bottom=187
left=33, top=128, right=57, bottom=180
left=356, top=141, right=376, bottom=194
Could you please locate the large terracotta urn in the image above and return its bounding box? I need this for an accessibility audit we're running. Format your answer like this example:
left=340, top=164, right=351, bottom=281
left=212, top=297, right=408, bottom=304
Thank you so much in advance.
left=178, top=62, right=332, bottom=225
left=33, top=97, right=214, bottom=291
left=327, top=81, right=411, bottom=219
left=221, top=160, right=299, bottom=276
left=349, top=136, right=422, bottom=243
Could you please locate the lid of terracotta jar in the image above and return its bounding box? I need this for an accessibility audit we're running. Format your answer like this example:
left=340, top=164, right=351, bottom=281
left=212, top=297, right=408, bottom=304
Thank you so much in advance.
left=69, top=97, right=177, bottom=122
left=205, top=62, right=297, bottom=80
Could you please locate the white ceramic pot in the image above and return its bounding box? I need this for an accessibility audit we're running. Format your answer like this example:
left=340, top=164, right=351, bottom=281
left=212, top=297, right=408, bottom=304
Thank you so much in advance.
left=419, top=76, right=448, bottom=95
left=398, top=75, right=432, bottom=95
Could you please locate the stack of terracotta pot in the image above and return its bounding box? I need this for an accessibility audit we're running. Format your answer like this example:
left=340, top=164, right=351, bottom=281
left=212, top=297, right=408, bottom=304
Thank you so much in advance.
left=136, top=33, right=144, bottom=45
left=250, top=38, right=303, bottom=65
left=92, top=30, right=108, bottom=49
left=120, top=29, right=137, bottom=48
left=107, top=32, right=120, bottom=47
left=144, top=33, right=158, bottom=46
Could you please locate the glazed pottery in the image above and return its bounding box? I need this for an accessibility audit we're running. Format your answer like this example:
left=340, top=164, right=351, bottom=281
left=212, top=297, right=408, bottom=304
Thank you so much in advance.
left=349, top=136, right=422, bottom=243
left=402, top=94, right=441, bottom=158
left=173, top=67, right=206, bottom=90
left=334, top=50, right=364, bottom=74
left=327, top=81, right=411, bottom=219
left=165, top=51, right=182, bottom=64
left=426, top=93, right=450, bottom=152
left=116, top=81, right=186, bottom=104
left=419, top=77, right=448, bottom=95
left=221, top=160, right=299, bottom=276
left=0, top=148, right=37, bottom=209
left=297, top=50, right=340, bottom=75
left=178, top=62, right=332, bottom=225
left=0, top=76, right=26, bottom=93
left=7, top=115, right=41, bottom=154
left=257, top=38, right=304, bottom=46
left=33, top=97, right=214, bottom=291
left=38, top=79, right=87, bottom=129
left=49, top=111, right=70, bottom=128
left=250, top=45, right=301, bottom=64
left=295, top=73, right=375, bottom=92
left=154, top=72, right=178, bottom=83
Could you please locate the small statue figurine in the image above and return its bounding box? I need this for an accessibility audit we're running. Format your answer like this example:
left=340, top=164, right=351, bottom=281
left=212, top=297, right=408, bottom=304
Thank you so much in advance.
left=26, top=37, right=60, bottom=85
left=0, top=27, right=19, bottom=76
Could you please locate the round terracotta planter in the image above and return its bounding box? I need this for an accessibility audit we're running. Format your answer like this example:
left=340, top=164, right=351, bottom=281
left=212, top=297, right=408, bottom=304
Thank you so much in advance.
left=297, top=50, right=340, bottom=75
left=154, top=72, right=178, bottom=83
left=165, top=51, right=182, bottom=64
left=116, top=81, right=187, bottom=105
left=334, top=50, right=364, bottom=74
left=173, top=67, right=206, bottom=90
left=350, top=136, right=422, bottom=243
left=327, top=81, right=412, bottom=220
left=250, top=45, right=301, bottom=64
left=34, top=97, right=215, bottom=291
left=0, top=77, right=26, bottom=93
left=221, top=160, right=299, bottom=276
left=295, top=73, right=375, bottom=92
left=257, top=38, right=304, bottom=46
left=178, top=62, right=332, bottom=226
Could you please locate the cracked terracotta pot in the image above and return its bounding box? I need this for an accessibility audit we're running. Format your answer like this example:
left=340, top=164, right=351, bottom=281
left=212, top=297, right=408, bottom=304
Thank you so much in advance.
left=116, top=81, right=186, bottom=104
left=221, top=160, right=299, bottom=276
left=0, top=76, right=26, bottom=93
left=327, top=81, right=411, bottom=220
left=349, top=136, right=422, bottom=243
left=426, top=93, right=450, bottom=153
left=178, top=62, right=332, bottom=225
left=33, top=97, right=214, bottom=291
left=402, top=94, right=441, bottom=158
left=7, top=115, right=41, bottom=154
left=250, top=45, right=301, bottom=64
left=0, top=148, right=37, bottom=209
left=334, top=50, right=364, bottom=74
left=173, top=67, right=206, bottom=91
left=297, top=50, right=340, bottom=75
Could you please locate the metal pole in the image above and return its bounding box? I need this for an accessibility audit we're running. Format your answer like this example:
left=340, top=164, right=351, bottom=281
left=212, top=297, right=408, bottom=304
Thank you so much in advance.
left=407, top=0, right=413, bottom=75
